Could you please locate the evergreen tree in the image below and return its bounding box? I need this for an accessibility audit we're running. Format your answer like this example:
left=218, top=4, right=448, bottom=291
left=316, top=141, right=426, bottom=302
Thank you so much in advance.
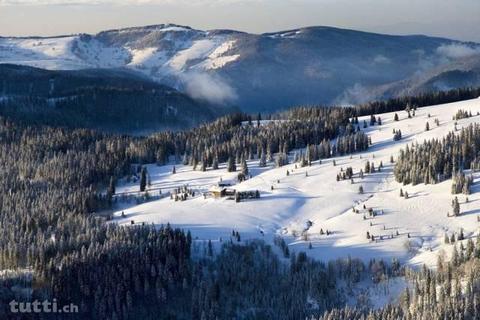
left=241, top=158, right=249, bottom=175
left=108, top=176, right=115, bottom=196
left=227, top=157, right=236, bottom=172
left=453, top=197, right=460, bottom=216
left=140, top=167, right=147, bottom=192
left=212, top=156, right=219, bottom=170
left=358, top=185, right=364, bottom=194
left=259, top=149, right=267, bottom=167
left=393, top=129, right=402, bottom=141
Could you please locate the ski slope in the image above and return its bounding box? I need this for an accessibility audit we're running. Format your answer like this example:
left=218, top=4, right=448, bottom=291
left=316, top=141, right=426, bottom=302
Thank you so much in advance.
left=113, top=97, right=480, bottom=268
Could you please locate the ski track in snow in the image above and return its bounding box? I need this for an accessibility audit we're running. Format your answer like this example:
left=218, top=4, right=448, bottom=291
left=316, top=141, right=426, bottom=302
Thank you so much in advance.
left=113, top=97, right=480, bottom=270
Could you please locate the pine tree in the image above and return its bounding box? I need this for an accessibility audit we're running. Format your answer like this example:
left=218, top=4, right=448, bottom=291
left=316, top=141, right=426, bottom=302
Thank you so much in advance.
left=266, top=144, right=273, bottom=162
left=451, top=232, right=456, bottom=243
left=305, top=145, right=312, bottom=165
left=227, top=157, right=236, bottom=172
left=108, top=176, right=115, bottom=196
left=259, top=149, right=267, bottom=167
left=156, top=147, right=166, bottom=166
left=393, top=129, right=402, bottom=141
left=364, top=161, right=370, bottom=173
left=453, top=197, right=460, bottom=216
left=283, top=141, right=289, bottom=155
left=140, top=167, right=147, bottom=192
left=207, top=240, right=213, bottom=257
left=241, top=158, right=249, bottom=175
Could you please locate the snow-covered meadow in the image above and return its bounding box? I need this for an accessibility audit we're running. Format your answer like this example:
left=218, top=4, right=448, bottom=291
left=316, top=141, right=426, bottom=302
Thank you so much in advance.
left=113, top=97, right=480, bottom=268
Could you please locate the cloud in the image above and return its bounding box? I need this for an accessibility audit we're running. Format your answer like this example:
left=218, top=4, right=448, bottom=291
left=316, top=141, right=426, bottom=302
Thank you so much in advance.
left=181, top=72, right=237, bottom=105
left=334, top=83, right=377, bottom=106
left=373, top=54, right=390, bottom=64
left=436, top=43, right=480, bottom=59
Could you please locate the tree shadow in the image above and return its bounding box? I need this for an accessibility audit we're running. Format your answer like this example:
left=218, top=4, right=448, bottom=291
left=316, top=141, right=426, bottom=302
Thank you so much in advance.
left=460, top=208, right=480, bottom=216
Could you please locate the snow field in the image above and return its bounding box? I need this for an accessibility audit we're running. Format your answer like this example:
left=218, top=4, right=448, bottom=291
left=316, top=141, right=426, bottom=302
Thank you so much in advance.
left=113, top=97, right=480, bottom=269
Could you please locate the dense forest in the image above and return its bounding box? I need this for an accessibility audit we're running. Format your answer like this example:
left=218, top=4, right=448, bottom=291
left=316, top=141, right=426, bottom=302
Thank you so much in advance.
left=351, top=87, right=480, bottom=117
left=1, top=86, right=480, bottom=319
left=0, top=118, right=192, bottom=319
left=148, top=87, right=480, bottom=171
left=0, top=64, right=233, bottom=132
left=394, top=123, right=480, bottom=189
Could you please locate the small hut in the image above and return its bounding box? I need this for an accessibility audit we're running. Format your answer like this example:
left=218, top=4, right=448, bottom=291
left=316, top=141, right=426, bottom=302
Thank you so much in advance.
left=209, top=186, right=227, bottom=198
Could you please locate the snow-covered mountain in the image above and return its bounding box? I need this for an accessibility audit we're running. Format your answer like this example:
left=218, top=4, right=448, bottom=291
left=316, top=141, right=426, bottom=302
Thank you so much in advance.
left=2, top=24, right=480, bottom=112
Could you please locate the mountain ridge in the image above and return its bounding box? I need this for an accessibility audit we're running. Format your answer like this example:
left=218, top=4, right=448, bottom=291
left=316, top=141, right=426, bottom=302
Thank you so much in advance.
left=2, top=23, right=471, bottom=42
left=1, top=24, right=480, bottom=112
left=0, top=63, right=236, bottom=133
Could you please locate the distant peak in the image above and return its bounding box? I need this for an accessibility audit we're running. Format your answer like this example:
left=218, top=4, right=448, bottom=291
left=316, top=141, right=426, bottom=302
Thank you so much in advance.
left=97, top=24, right=195, bottom=35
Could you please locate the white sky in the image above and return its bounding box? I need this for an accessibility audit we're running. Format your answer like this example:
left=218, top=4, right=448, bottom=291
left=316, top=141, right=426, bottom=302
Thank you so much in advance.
left=0, top=0, right=479, bottom=42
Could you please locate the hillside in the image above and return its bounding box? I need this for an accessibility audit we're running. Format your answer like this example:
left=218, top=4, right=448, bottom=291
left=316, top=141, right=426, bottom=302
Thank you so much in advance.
left=0, top=64, right=235, bottom=132
left=377, top=54, right=480, bottom=98
left=113, top=96, right=480, bottom=268
left=2, top=24, right=480, bottom=112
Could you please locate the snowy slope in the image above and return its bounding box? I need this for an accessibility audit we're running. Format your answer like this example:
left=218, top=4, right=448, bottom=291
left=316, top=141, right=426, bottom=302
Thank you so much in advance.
left=2, top=24, right=480, bottom=110
left=0, top=36, right=86, bottom=69
left=0, top=25, right=239, bottom=77
left=113, top=97, right=480, bottom=268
